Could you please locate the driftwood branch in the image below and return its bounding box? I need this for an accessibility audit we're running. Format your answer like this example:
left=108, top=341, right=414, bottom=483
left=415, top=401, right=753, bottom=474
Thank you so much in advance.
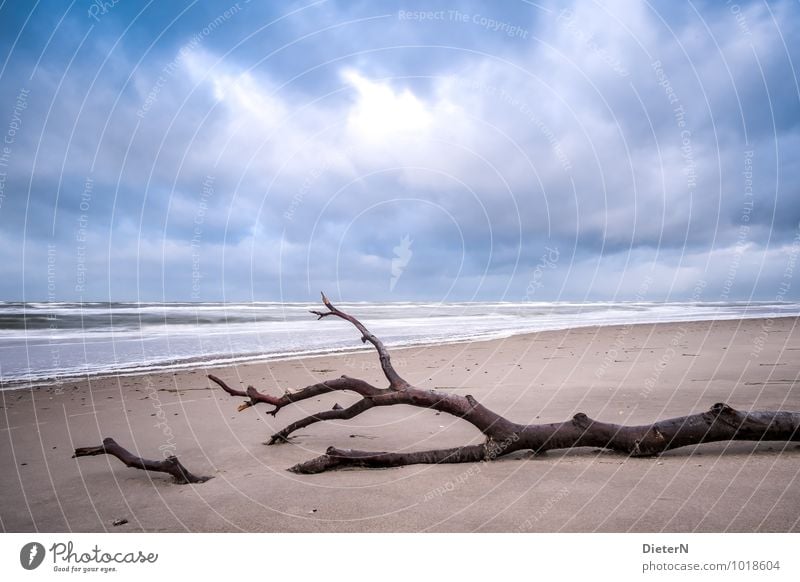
left=310, top=292, right=408, bottom=389
left=288, top=404, right=800, bottom=473
left=212, top=295, right=800, bottom=474
left=73, top=437, right=212, bottom=484
left=208, top=373, right=385, bottom=415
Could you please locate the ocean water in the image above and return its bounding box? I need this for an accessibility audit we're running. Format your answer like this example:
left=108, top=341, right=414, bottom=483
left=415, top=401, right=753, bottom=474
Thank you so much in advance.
left=0, top=301, right=797, bottom=387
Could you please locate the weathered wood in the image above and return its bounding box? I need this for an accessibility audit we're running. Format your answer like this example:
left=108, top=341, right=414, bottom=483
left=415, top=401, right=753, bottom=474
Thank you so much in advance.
left=311, top=292, right=408, bottom=389
left=289, top=445, right=489, bottom=474
left=213, top=295, right=800, bottom=474
left=73, top=437, right=212, bottom=484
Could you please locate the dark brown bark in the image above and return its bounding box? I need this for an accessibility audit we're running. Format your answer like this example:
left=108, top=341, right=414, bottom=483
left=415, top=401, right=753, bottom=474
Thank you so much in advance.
left=73, top=437, right=212, bottom=484
left=311, top=292, right=409, bottom=389
left=213, top=294, right=800, bottom=474
left=516, top=404, right=800, bottom=457
left=289, top=444, right=489, bottom=474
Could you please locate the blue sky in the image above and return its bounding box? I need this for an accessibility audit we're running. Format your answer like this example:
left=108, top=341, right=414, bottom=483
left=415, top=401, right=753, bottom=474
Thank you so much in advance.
left=0, top=0, right=798, bottom=302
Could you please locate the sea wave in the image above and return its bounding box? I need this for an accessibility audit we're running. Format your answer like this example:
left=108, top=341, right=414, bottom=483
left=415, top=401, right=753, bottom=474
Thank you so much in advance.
left=0, top=301, right=797, bottom=387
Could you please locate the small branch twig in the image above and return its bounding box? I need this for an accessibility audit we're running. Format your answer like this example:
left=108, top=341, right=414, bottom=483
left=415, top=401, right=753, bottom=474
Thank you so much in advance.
left=208, top=374, right=386, bottom=416
left=268, top=396, right=385, bottom=444
left=288, top=444, right=489, bottom=474
left=73, top=438, right=212, bottom=484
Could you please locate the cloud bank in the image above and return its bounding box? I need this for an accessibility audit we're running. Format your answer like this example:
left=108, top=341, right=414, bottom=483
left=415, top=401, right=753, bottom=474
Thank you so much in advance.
left=0, top=0, right=798, bottom=302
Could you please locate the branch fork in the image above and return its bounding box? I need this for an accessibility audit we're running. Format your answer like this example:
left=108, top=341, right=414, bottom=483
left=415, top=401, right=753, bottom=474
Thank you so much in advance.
left=211, top=293, right=800, bottom=474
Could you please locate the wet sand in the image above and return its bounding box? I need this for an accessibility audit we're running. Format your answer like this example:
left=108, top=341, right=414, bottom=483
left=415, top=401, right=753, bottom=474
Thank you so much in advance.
left=1, top=317, right=798, bottom=532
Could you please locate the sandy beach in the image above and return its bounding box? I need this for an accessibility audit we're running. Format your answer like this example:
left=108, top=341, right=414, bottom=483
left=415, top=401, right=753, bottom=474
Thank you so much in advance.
left=1, top=317, right=798, bottom=533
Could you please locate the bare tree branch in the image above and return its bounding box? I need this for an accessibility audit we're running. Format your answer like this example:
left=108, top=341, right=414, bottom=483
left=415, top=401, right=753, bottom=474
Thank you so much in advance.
left=73, top=438, right=212, bottom=484
left=310, top=292, right=409, bottom=389
left=212, top=296, right=800, bottom=474
left=268, top=397, right=382, bottom=444
left=208, top=373, right=386, bottom=415
left=289, top=403, right=800, bottom=473
left=289, top=444, right=489, bottom=474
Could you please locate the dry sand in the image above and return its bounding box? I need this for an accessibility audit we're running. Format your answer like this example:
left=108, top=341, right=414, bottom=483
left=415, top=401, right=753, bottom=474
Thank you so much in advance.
left=1, top=317, right=799, bottom=532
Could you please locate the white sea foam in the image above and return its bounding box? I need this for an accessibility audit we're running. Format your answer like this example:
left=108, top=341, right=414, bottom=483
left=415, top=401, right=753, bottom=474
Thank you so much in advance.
left=0, top=301, right=797, bottom=387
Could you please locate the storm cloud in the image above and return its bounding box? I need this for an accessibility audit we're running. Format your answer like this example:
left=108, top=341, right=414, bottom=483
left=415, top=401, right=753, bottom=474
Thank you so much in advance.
left=0, top=0, right=798, bottom=302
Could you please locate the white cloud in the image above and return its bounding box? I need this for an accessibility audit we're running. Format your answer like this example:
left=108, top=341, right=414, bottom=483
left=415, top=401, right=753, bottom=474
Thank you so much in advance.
left=342, top=69, right=433, bottom=142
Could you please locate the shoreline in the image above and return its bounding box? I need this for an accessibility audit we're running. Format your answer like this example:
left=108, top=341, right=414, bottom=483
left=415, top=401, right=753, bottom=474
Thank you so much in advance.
left=3, top=313, right=796, bottom=392
left=2, top=316, right=798, bottom=532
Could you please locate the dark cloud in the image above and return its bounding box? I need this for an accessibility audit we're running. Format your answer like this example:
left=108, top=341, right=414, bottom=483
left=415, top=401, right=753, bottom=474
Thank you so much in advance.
left=0, top=0, right=797, bottom=301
